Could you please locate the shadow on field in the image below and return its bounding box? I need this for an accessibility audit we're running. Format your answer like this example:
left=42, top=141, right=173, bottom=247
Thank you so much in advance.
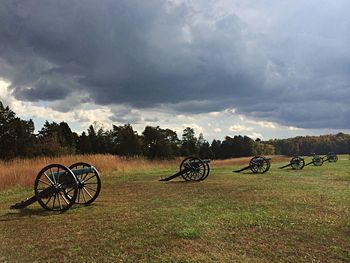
left=0, top=208, right=52, bottom=221
left=161, top=181, right=202, bottom=184
left=0, top=205, right=90, bottom=221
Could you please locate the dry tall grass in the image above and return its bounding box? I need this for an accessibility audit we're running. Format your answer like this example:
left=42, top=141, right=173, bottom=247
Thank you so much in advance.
left=0, top=154, right=180, bottom=190
left=0, top=154, right=290, bottom=190
left=213, top=155, right=289, bottom=167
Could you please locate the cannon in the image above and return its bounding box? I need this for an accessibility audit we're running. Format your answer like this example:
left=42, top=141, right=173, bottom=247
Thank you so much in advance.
left=323, top=152, right=338, bottom=163
left=305, top=152, right=338, bottom=167
left=279, top=156, right=305, bottom=170
left=305, top=154, right=324, bottom=167
left=159, top=157, right=210, bottom=182
left=11, top=162, right=101, bottom=212
left=234, top=156, right=271, bottom=174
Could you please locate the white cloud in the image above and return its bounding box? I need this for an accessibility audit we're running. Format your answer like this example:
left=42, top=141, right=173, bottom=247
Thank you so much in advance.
left=247, top=132, right=262, bottom=140
left=230, top=124, right=253, bottom=132
left=1, top=77, right=349, bottom=140
left=246, top=120, right=277, bottom=129
left=288, top=126, right=303, bottom=131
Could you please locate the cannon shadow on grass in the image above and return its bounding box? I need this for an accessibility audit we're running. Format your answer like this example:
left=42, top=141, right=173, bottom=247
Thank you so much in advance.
left=0, top=204, right=94, bottom=222
left=160, top=180, right=202, bottom=184
left=0, top=208, right=52, bottom=221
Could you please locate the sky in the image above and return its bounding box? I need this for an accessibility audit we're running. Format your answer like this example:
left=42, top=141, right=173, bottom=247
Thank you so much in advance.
left=0, top=0, right=349, bottom=141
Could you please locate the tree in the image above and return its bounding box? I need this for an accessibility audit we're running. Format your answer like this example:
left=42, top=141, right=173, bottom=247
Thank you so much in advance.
left=181, top=127, right=198, bottom=156
left=76, top=131, right=92, bottom=154
left=211, top=139, right=222, bottom=159
left=38, top=121, right=76, bottom=155
left=0, top=101, right=36, bottom=159
left=111, top=124, right=141, bottom=156
left=196, top=133, right=213, bottom=159
left=142, top=126, right=177, bottom=158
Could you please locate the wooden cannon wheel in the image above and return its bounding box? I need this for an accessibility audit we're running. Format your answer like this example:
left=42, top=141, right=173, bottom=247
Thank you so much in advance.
left=34, top=164, right=78, bottom=212
left=312, top=156, right=323, bottom=166
left=67, top=162, right=102, bottom=205
left=327, top=153, right=338, bottom=163
left=180, top=157, right=207, bottom=181
left=291, top=156, right=305, bottom=170
left=249, top=156, right=270, bottom=174
left=201, top=162, right=210, bottom=181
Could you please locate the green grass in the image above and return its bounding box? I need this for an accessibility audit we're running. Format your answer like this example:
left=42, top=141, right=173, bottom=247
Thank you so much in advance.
left=0, top=158, right=349, bottom=262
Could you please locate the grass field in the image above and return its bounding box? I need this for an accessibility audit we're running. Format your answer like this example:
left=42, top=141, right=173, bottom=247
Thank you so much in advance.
left=0, top=156, right=349, bottom=262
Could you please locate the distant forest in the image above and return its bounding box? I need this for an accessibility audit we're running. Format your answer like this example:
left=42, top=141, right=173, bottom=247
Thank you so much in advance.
left=0, top=101, right=349, bottom=160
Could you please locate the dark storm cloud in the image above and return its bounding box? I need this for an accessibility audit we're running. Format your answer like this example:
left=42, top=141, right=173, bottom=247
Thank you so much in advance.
left=0, top=0, right=349, bottom=129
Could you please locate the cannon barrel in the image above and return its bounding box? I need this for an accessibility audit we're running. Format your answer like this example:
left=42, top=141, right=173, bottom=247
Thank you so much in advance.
left=49, top=166, right=95, bottom=181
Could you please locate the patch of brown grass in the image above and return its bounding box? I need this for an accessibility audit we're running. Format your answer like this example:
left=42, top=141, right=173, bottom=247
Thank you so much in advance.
left=213, top=155, right=289, bottom=167
left=0, top=154, right=179, bottom=190
left=0, top=154, right=290, bottom=190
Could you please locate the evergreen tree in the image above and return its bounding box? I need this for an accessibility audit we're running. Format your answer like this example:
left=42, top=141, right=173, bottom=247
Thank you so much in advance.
left=142, top=126, right=180, bottom=158
left=0, top=101, right=36, bottom=159
left=111, top=124, right=141, bottom=156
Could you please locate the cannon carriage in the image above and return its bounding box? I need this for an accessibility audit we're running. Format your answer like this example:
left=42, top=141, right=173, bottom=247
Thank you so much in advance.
left=160, top=157, right=210, bottom=182
left=323, top=152, right=338, bottom=163
left=234, top=156, right=271, bottom=174
left=11, top=162, right=101, bottom=212
left=279, top=156, right=305, bottom=170
left=304, top=152, right=338, bottom=167
left=305, top=154, right=324, bottom=167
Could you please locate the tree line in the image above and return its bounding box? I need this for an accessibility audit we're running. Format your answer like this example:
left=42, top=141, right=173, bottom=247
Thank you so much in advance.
left=268, top=134, right=350, bottom=156
left=0, top=101, right=349, bottom=160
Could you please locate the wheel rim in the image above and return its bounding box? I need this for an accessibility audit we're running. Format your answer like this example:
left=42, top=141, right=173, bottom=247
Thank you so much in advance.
left=291, top=157, right=304, bottom=170
left=328, top=155, right=337, bottom=162
left=34, top=164, right=78, bottom=212
left=68, top=162, right=101, bottom=205
left=313, top=156, right=323, bottom=166
left=249, top=156, right=260, bottom=173
left=201, top=162, right=210, bottom=181
left=250, top=156, right=270, bottom=173
left=180, top=157, right=206, bottom=181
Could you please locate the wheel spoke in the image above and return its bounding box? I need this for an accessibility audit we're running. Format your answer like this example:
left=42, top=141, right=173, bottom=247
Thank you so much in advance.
left=50, top=168, right=57, bottom=184
left=45, top=194, right=54, bottom=206
left=81, top=189, right=87, bottom=202
left=83, top=187, right=93, bottom=198
left=56, top=167, right=60, bottom=183
left=52, top=194, right=57, bottom=210
left=44, top=172, right=55, bottom=186
left=84, top=185, right=97, bottom=192
left=81, top=172, right=90, bottom=181
left=83, top=175, right=96, bottom=183
left=57, top=193, right=63, bottom=210
left=66, top=188, right=74, bottom=194
left=39, top=179, right=51, bottom=186
left=59, top=192, right=69, bottom=205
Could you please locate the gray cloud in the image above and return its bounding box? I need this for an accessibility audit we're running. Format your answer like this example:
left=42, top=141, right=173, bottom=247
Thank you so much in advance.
left=0, top=0, right=349, bottom=129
